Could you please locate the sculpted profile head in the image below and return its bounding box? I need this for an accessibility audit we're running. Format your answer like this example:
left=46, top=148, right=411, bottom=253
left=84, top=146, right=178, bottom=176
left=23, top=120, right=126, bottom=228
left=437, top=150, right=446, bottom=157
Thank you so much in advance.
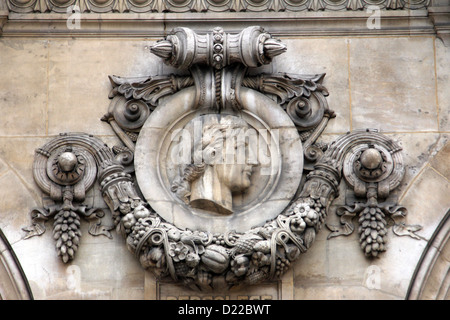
left=171, top=114, right=258, bottom=215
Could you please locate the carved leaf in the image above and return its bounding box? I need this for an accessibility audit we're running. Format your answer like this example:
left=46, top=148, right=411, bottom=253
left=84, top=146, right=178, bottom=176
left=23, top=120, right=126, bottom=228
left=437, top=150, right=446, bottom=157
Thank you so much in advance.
left=307, top=0, right=325, bottom=11
left=108, top=75, right=194, bottom=107
left=243, top=73, right=327, bottom=105
left=326, top=205, right=361, bottom=239
left=83, top=207, right=114, bottom=239
left=22, top=207, right=54, bottom=239
left=392, top=223, right=426, bottom=240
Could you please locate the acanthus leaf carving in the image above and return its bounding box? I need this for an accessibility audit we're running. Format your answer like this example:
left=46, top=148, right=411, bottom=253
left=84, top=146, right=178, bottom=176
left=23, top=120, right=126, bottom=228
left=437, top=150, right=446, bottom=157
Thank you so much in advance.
left=108, top=74, right=194, bottom=108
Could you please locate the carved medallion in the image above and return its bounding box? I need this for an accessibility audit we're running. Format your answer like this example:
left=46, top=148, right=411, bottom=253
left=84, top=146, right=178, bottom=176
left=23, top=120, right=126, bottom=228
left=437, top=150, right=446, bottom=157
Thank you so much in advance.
left=135, top=85, right=303, bottom=233
left=24, top=26, right=424, bottom=291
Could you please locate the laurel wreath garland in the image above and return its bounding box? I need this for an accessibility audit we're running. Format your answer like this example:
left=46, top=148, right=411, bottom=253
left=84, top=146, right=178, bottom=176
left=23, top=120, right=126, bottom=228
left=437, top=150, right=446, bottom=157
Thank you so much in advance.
left=98, top=67, right=340, bottom=290
left=103, top=168, right=335, bottom=290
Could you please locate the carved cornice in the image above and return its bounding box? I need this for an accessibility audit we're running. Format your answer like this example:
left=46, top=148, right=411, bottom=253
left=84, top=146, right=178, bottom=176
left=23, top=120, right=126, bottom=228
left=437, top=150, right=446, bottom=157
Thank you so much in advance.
left=2, top=10, right=437, bottom=38
left=429, top=0, right=450, bottom=46
left=4, top=0, right=449, bottom=41
left=4, top=0, right=430, bottom=13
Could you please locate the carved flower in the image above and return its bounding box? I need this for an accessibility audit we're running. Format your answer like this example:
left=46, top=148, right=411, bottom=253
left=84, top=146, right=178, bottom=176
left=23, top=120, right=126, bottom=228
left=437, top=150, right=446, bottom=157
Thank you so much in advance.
left=168, top=242, right=190, bottom=262
left=294, top=203, right=310, bottom=217
left=292, top=202, right=319, bottom=227
left=231, top=255, right=250, bottom=277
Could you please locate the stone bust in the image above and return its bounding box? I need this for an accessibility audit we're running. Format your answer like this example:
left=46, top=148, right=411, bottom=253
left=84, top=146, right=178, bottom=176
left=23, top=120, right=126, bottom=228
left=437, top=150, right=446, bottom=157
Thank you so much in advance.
left=171, top=114, right=258, bottom=215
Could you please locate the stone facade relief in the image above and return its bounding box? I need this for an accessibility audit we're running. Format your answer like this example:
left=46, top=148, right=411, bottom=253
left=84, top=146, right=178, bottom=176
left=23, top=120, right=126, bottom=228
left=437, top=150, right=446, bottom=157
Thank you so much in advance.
left=169, top=114, right=259, bottom=215
left=23, top=134, right=115, bottom=263
left=325, top=129, right=426, bottom=257
left=23, top=26, right=425, bottom=291
left=5, top=0, right=430, bottom=13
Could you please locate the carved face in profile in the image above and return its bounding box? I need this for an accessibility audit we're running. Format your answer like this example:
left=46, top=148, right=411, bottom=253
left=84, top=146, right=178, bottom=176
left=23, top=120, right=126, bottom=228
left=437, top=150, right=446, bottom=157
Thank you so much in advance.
left=171, top=114, right=258, bottom=215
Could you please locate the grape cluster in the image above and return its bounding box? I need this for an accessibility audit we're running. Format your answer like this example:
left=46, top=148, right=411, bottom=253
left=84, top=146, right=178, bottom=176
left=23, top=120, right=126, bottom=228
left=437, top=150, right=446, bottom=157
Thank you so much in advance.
left=274, top=257, right=290, bottom=277
left=212, top=233, right=227, bottom=246
left=53, top=210, right=81, bottom=263
left=129, top=219, right=152, bottom=247
left=358, top=207, right=388, bottom=257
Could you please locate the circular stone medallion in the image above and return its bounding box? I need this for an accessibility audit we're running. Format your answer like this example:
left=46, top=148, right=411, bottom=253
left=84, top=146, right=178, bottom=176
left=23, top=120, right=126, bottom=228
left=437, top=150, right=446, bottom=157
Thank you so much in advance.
left=135, top=86, right=303, bottom=233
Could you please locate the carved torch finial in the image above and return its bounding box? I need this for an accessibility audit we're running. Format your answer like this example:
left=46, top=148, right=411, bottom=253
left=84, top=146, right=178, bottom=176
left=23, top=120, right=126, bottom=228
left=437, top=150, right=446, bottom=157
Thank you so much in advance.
left=149, top=26, right=287, bottom=69
left=263, top=38, right=287, bottom=60
left=150, top=40, right=173, bottom=60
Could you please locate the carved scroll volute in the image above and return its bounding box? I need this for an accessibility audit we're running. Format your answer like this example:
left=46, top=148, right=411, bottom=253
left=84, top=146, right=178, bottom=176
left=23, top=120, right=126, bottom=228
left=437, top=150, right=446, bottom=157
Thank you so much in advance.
left=24, top=133, right=114, bottom=263
left=241, top=72, right=334, bottom=170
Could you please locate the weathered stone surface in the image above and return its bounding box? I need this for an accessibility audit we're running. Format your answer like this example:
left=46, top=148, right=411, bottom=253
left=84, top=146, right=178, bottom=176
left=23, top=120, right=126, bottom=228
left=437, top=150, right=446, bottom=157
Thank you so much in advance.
left=384, top=133, right=446, bottom=195
left=274, top=38, right=351, bottom=134
left=0, top=29, right=449, bottom=300
left=349, top=37, right=438, bottom=132
left=0, top=40, right=48, bottom=136
left=435, top=39, right=450, bottom=132
left=47, top=39, right=161, bottom=136
left=0, top=170, right=40, bottom=245
left=400, top=165, right=450, bottom=239
left=294, top=283, right=402, bottom=300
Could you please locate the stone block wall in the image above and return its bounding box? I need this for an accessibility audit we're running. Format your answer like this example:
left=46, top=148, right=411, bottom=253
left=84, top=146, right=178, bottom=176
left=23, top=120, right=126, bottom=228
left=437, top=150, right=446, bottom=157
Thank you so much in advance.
left=0, top=28, right=448, bottom=299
